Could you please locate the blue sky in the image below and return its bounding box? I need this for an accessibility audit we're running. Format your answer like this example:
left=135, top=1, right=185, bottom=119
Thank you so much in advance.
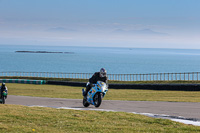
left=0, top=0, right=200, bottom=48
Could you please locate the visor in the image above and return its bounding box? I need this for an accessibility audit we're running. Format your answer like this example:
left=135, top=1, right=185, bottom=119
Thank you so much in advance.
left=100, top=72, right=107, bottom=77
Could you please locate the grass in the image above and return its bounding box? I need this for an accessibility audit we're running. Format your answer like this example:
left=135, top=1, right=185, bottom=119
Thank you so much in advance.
left=6, top=83, right=200, bottom=102
left=2, top=82, right=200, bottom=132
left=0, top=104, right=200, bottom=133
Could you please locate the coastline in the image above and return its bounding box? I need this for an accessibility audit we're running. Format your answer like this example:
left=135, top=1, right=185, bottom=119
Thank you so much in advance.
left=15, top=51, right=74, bottom=54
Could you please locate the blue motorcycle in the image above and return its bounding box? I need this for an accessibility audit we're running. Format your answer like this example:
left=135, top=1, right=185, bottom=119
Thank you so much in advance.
left=82, top=81, right=108, bottom=107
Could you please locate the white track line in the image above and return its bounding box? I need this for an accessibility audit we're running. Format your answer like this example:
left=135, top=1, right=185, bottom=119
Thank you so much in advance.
left=28, top=105, right=200, bottom=126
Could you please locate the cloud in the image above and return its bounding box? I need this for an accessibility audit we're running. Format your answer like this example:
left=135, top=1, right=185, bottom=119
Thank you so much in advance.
left=45, top=27, right=77, bottom=33
left=112, top=28, right=169, bottom=36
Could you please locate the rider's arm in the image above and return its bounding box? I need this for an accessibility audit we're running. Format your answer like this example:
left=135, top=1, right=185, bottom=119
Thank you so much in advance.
left=89, top=73, right=97, bottom=84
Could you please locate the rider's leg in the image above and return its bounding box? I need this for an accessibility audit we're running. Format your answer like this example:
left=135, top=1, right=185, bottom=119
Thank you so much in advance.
left=83, top=85, right=91, bottom=96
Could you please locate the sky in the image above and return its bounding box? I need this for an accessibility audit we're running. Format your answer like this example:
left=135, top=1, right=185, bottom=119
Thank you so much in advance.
left=0, top=0, right=200, bottom=49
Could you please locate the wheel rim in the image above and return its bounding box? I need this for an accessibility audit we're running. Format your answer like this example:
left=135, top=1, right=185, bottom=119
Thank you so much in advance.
left=94, top=94, right=99, bottom=105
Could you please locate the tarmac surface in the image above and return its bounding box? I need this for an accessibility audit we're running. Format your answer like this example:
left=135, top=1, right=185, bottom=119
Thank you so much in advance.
left=6, top=95, right=200, bottom=121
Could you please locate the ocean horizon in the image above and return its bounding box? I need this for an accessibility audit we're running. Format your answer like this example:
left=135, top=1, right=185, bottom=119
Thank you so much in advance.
left=1, top=44, right=200, bottom=74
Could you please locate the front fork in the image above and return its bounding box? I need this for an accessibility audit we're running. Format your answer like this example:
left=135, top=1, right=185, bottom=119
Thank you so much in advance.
left=82, top=89, right=85, bottom=96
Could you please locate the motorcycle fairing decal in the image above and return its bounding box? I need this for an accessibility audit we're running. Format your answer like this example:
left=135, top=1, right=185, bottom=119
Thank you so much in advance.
left=92, top=88, right=96, bottom=93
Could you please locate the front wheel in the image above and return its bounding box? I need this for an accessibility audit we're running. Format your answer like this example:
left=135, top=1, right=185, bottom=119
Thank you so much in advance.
left=93, top=93, right=102, bottom=107
left=83, top=97, right=90, bottom=107
left=2, top=96, right=5, bottom=104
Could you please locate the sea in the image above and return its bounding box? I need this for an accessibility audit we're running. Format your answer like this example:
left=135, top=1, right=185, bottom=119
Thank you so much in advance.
left=1, top=45, right=200, bottom=74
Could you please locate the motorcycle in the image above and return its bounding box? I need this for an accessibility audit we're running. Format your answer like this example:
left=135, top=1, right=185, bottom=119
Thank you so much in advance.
left=0, top=89, right=7, bottom=104
left=82, top=81, right=108, bottom=108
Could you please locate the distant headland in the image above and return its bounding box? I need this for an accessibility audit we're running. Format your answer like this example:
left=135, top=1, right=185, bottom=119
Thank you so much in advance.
left=15, top=51, right=74, bottom=54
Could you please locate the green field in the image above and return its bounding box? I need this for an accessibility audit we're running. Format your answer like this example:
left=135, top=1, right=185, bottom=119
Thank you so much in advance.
left=7, top=83, right=200, bottom=102
left=0, top=104, right=200, bottom=133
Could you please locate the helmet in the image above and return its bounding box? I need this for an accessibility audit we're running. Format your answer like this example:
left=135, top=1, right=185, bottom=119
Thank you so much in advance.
left=100, top=68, right=107, bottom=77
left=1, top=83, right=5, bottom=89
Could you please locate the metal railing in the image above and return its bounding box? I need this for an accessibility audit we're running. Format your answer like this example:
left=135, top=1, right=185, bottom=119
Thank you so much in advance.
left=0, top=71, right=200, bottom=81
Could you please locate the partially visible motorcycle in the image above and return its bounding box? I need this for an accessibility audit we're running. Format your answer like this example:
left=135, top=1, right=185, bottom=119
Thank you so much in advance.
left=82, top=81, right=108, bottom=108
left=0, top=89, right=7, bottom=104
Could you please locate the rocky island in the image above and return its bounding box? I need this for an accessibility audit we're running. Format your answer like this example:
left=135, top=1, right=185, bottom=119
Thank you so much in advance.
left=15, top=51, right=74, bottom=54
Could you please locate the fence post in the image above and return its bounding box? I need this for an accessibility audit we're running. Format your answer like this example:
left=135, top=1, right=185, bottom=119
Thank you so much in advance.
left=188, top=73, right=190, bottom=81
left=171, top=73, right=173, bottom=81
left=184, top=73, right=185, bottom=81
left=153, top=74, right=154, bottom=81
left=175, top=73, right=177, bottom=80
left=192, top=72, right=194, bottom=81
left=168, top=73, right=169, bottom=81
left=164, top=73, right=165, bottom=81
left=157, top=73, right=158, bottom=81
left=160, top=73, right=161, bottom=81
left=149, top=74, right=151, bottom=81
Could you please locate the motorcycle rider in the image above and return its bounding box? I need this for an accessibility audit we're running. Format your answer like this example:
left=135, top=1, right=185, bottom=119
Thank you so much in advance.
left=83, top=68, right=108, bottom=96
left=0, top=83, right=8, bottom=99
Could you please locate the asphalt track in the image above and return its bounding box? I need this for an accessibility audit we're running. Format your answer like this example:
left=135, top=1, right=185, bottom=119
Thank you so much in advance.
left=6, top=95, right=200, bottom=122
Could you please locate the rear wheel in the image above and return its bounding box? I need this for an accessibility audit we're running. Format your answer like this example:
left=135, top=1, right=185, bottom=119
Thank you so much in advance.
left=83, top=96, right=90, bottom=107
left=93, top=93, right=102, bottom=107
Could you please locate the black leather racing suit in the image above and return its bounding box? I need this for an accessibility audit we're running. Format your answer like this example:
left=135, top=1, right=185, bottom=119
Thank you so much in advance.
left=0, top=85, right=8, bottom=98
left=84, top=72, right=108, bottom=95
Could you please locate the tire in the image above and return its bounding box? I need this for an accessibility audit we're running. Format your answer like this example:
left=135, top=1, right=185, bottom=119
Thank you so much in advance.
left=93, top=93, right=102, bottom=108
left=2, top=96, right=5, bottom=104
left=83, top=97, right=90, bottom=107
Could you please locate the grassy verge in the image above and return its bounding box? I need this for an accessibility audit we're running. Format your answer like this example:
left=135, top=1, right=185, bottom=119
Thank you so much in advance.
left=0, top=104, right=200, bottom=133
left=7, top=83, right=200, bottom=102
left=2, top=76, right=200, bottom=84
